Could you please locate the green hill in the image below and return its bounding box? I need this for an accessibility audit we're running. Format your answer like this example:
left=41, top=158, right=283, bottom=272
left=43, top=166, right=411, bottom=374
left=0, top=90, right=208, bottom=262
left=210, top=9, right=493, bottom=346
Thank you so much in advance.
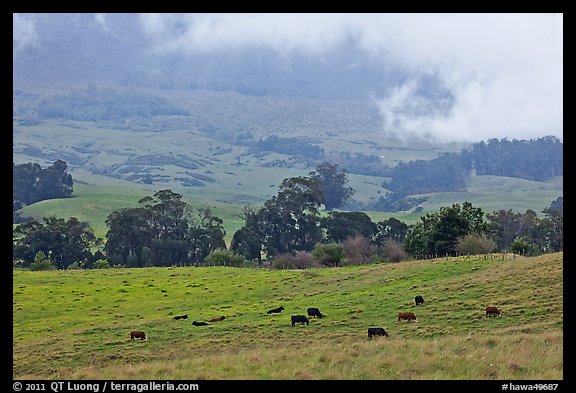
left=13, top=88, right=562, bottom=220
left=13, top=252, right=563, bottom=379
left=18, top=171, right=563, bottom=243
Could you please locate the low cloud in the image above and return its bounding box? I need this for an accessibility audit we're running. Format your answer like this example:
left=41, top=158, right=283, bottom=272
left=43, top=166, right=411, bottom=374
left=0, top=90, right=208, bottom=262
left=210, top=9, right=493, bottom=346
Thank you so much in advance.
left=13, top=13, right=563, bottom=142
left=136, top=13, right=563, bottom=142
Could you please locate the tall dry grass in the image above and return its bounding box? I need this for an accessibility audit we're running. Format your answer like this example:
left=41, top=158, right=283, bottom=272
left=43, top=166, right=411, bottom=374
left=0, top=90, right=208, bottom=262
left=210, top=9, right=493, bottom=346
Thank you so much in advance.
left=58, top=329, right=562, bottom=380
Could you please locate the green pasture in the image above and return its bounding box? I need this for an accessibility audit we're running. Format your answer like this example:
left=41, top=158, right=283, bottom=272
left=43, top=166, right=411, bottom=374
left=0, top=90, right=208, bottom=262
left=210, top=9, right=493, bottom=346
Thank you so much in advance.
left=19, top=177, right=246, bottom=243
left=18, top=170, right=562, bottom=244
left=13, top=252, right=563, bottom=379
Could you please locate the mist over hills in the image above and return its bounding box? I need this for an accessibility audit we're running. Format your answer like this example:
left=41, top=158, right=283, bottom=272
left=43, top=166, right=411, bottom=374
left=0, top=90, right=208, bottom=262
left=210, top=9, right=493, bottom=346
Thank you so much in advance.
left=14, top=13, right=562, bottom=141
left=13, top=13, right=415, bottom=100
left=13, top=13, right=563, bottom=213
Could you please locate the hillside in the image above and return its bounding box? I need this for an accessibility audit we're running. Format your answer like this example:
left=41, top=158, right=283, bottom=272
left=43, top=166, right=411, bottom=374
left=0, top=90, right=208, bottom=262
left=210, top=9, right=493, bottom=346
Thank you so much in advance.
left=13, top=252, right=563, bottom=379
left=13, top=86, right=562, bottom=218
left=17, top=171, right=563, bottom=243
left=13, top=87, right=467, bottom=192
left=13, top=13, right=562, bottom=220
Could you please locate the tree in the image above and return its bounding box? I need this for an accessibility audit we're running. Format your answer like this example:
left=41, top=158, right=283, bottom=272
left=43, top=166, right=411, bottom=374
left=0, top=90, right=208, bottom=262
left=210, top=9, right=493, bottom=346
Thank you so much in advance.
left=13, top=160, right=74, bottom=222
left=231, top=206, right=266, bottom=265
left=341, top=235, right=375, bottom=264
left=105, top=189, right=226, bottom=267
left=13, top=216, right=98, bottom=269
left=30, top=251, right=55, bottom=271
left=487, top=209, right=524, bottom=252
left=231, top=226, right=263, bottom=264
left=189, top=209, right=227, bottom=265
left=312, top=243, right=345, bottom=267
left=456, top=234, right=497, bottom=255
left=430, top=205, right=470, bottom=256
left=309, top=162, right=354, bottom=210
left=460, top=201, right=490, bottom=234
left=382, top=239, right=408, bottom=262
left=404, top=222, right=432, bottom=257
left=232, top=176, right=326, bottom=259
left=487, top=208, right=546, bottom=252
left=13, top=162, right=42, bottom=207
left=204, top=249, right=247, bottom=267
left=374, top=217, right=409, bottom=246
left=531, top=215, right=563, bottom=253
left=105, top=207, right=154, bottom=267
left=510, top=236, right=540, bottom=256
left=543, top=197, right=563, bottom=218
left=321, top=211, right=377, bottom=243
left=35, top=160, right=74, bottom=200
left=403, top=202, right=489, bottom=257
left=262, top=176, right=324, bottom=256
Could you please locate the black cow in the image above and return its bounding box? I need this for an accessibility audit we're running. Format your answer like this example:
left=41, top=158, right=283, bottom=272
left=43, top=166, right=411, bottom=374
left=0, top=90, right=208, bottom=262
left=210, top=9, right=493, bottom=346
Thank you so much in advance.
left=291, top=315, right=309, bottom=327
left=415, top=295, right=425, bottom=306
left=173, top=314, right=188, bottom=320
left=367, top=327, right=388, bottom=339
left=192, top=321, right=209, bottom=326
left=307, top=307, right=324, bottom=318
left=267, top=306, right=285, bottom=314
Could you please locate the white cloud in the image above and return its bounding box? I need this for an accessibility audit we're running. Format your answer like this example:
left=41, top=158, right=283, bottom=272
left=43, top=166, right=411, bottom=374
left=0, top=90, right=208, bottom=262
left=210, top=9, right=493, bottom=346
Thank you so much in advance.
left=136, top=13, right=562, bottom=142
left=367, top=13, right=563, bottom=142
left=13, top=13, right=563, bottom=142
left=138, top=13, right=355, bottom=56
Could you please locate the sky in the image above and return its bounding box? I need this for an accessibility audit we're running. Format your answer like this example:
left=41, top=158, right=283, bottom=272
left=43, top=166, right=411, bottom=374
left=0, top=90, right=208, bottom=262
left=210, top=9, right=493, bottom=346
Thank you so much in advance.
left=13, top=13, right=563, bottom=143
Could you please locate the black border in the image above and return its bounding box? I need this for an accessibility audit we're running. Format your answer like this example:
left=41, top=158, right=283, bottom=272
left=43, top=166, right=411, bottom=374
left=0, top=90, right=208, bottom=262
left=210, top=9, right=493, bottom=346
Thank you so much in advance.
left=10, top=7, right=568, bottom=390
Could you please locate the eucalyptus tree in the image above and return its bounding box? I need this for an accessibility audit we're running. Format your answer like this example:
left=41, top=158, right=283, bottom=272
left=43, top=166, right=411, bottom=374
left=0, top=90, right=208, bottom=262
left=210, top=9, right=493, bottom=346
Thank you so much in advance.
left=13, top=216, right=97, bottom=269
left=309, top=162, right=354, bottom=210
left=105, top=189, right=226, bottom=267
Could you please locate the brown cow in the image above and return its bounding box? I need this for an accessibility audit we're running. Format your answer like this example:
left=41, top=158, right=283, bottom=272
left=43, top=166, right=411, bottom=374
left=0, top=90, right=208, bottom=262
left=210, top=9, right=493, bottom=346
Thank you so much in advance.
left=130, top=330, right=147, bottom=340
left=209, top=316, right=225, bottom=322
left=397, top=311, right=418, bottom=322
left=486, top=306, right=501, bottom=317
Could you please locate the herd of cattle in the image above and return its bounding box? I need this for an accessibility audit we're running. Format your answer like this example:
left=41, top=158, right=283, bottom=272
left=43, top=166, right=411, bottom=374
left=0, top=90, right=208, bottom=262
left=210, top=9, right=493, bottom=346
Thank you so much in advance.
left=129, top=295, right=502, bottom=341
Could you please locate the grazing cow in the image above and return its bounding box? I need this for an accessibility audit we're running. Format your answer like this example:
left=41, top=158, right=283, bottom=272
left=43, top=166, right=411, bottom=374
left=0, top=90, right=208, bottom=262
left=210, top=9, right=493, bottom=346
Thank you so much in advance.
left=173, top=314, right=188, bottom=320
left=397, top=311, right=418, bottom=322
left=486, top=306, right=501, bottom=317
left=415, top=295, right=425, bottom=306
left=209, top=316, right=226, bottom=322
left=307, top=307, right=324, bottom=318
left=192, top=321, right=209, bottom=326
left=367, top=327, right=388, bottom=339
left=130, top=330, right=147, bottom=341
left=291, top=315, right=309, bottom=327
left=267, top=306, right=285, bottom=314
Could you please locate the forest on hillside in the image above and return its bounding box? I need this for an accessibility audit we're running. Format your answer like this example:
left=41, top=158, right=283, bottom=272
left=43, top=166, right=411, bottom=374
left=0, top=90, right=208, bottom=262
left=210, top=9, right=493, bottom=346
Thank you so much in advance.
left=370, top=136, right=563, bottom=212
left=13, top=160, right=74, bottom=223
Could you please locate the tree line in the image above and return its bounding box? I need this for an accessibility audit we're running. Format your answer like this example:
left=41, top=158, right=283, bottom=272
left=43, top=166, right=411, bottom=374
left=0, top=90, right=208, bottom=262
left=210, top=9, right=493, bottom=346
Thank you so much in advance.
left=375, top=136, right=563, bottom=212
left=247, top=135, right=563, bottom=212
left=12, top=163, right=563, bottom=270
left=13, top=160, right=74, bottom=223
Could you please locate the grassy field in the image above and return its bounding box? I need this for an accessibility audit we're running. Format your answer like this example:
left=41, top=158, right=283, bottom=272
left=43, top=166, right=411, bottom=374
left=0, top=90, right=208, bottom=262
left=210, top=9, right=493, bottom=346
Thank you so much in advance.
left=13, top=252, right=563, bottom=380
